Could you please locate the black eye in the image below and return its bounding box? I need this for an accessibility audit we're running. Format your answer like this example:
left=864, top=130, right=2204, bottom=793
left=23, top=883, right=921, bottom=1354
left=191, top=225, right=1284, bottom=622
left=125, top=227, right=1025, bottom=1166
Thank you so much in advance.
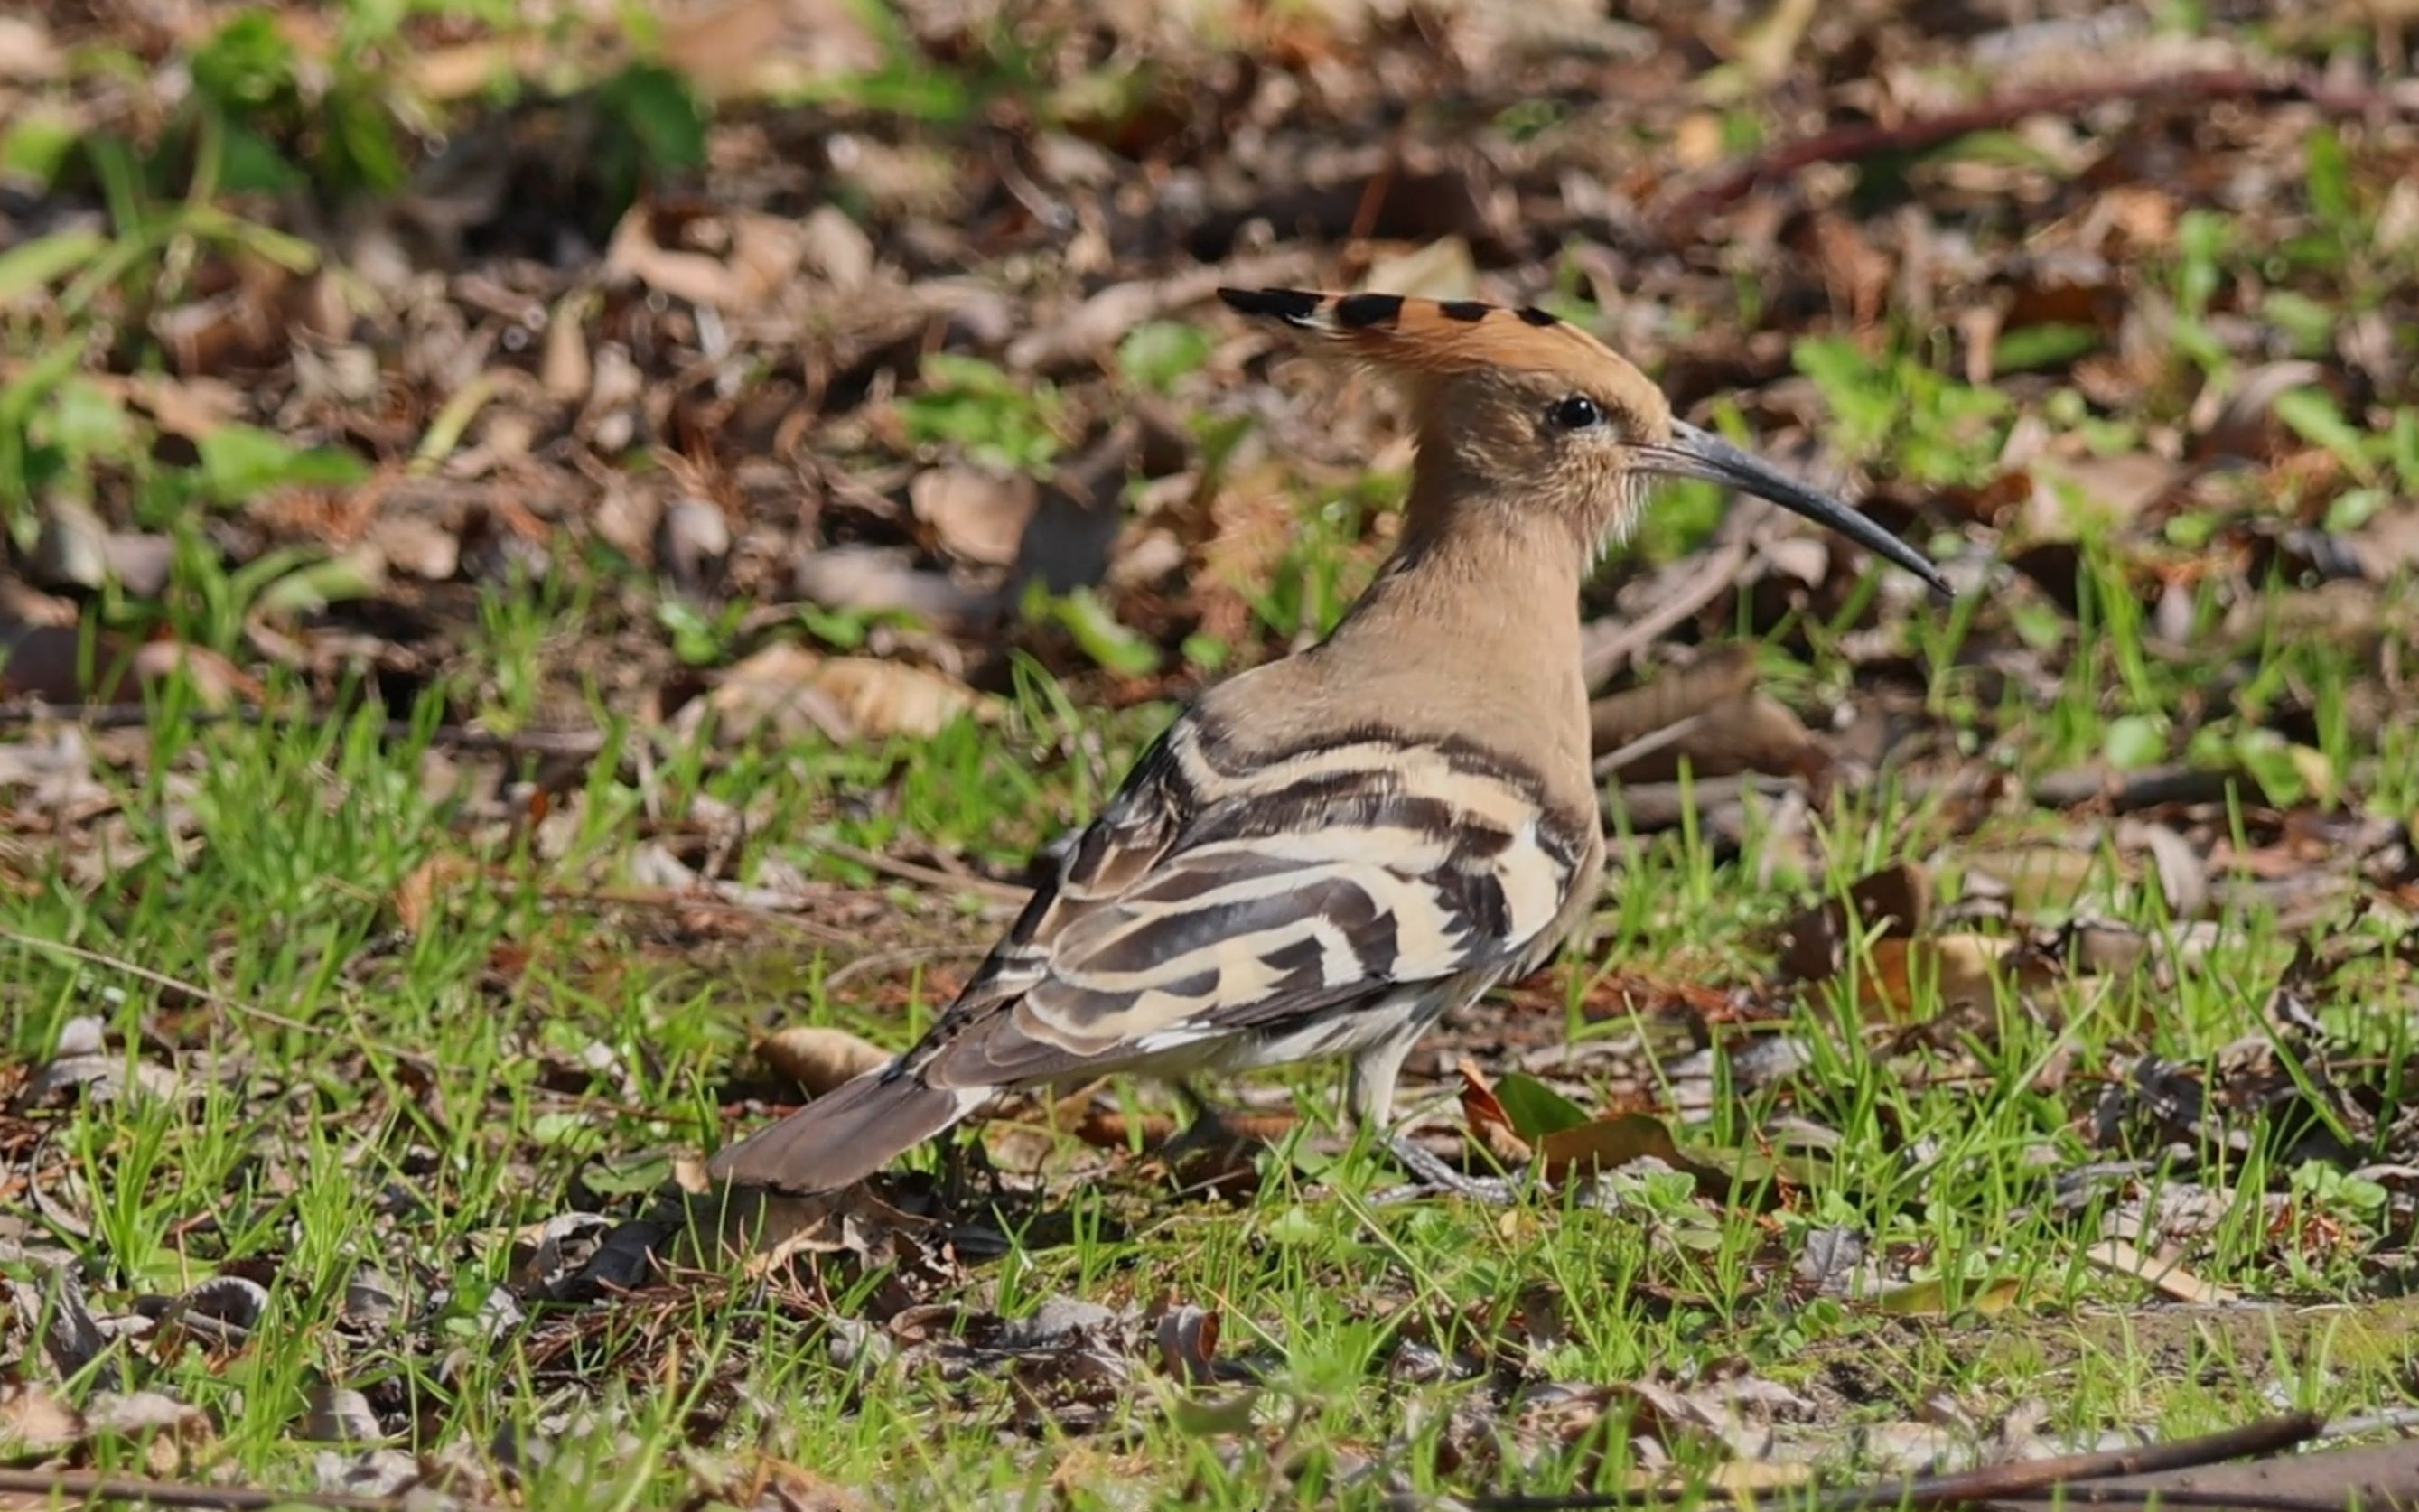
left=1550, top=394, right=1602, bottom=430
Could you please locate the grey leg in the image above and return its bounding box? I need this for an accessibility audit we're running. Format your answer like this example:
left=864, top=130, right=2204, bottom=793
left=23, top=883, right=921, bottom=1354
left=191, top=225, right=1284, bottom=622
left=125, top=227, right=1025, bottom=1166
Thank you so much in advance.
left=1351, top=1015, right=1522, bottom=1205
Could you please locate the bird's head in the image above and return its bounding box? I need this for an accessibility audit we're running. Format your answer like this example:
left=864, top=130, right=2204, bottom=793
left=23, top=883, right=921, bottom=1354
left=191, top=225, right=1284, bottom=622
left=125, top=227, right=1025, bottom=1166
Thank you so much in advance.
left=1218, top=286, right=1949, bottom=598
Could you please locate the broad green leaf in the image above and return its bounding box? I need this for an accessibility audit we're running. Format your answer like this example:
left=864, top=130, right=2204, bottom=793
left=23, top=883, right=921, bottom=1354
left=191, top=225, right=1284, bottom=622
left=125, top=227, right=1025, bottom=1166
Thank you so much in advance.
left=196, top=424, right=367, bottom=504
left=1489, top=1071, right=1590, bottom=1141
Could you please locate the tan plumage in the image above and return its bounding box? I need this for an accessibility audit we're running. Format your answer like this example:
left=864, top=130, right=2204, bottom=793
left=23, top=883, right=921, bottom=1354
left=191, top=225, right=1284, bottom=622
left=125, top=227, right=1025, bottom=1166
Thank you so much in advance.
left=706, top=288, right=1949, bottom=1195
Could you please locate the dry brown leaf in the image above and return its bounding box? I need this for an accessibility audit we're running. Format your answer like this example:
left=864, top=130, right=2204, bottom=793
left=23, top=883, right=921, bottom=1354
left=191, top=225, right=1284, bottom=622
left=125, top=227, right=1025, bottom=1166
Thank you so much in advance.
left=1454, top=1057, right=1536, bottom=1165
left=2081, top=1237, right=2237, bottom=1304
left=1590, top=646, right=1761, bottom=756
left=1777, top=863, right=1933, bottom=984
left=2191, top=359, right=2327, bottom=460
left=911, top=466, right=1039, bottom=567
left=1359, top=237, right=1478, bottom=301
left=806, top=656, right=991, bottom=740
left=705, top=641, right=991, bottom=746
left=605, top=204, right=808, bottom=312
left=392, top=854, right=481, bottom=937
left=657, top=0, right=883, bottom=99
left=758, top=1025, right=889, bottom=1097
left=1961, top=841, right=2111, bottom=915
left=1535, top=1113, right=1684, bottom=1183
left=0, top=1381, right=83, bottom=1458
left=1857, top=935, right=2022, bottom=1018
left=2028, top=451, right=2186, bottom=528
left=1154, top=1305, right=1222, bottom=1385
left=1606, top=689, right=1827, bottom=784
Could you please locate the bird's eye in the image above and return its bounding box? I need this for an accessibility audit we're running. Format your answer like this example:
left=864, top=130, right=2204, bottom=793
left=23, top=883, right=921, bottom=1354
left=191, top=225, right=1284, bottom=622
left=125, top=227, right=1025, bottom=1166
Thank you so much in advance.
left=1550, top=395, right=1602, bottom=430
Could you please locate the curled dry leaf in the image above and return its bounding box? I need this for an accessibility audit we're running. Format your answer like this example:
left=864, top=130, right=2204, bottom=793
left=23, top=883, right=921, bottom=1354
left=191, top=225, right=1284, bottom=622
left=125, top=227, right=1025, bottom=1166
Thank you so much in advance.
left=705, top=641, right=991, bottom=746
left=605, top=202, right=809, bottom=312
left=1776, top=862, right=1933, bottom=984
left=301, top=1383, right=383, bottom=1442
left=911, top=465, right=1040, bottom=567
left=1454, top=1057, right=1538, bottom=1165
left=1592, top=646, right=1829, bottom=784
left=1154, top=1304, right=1221, bottom=1386
left=758, top=1024, right=890, bottom=1097
left=792, top=546, right=994, bottom=626
left=161, top=1275, right=271, bottom=1351
left=1855, top=934, right=2029, bottom=1019
left=2081, top=1236, right=2237, bottom=1304
left=0, top=1380, right=83, bottom=1458
left=1590, top=646, right=1759, bottom=754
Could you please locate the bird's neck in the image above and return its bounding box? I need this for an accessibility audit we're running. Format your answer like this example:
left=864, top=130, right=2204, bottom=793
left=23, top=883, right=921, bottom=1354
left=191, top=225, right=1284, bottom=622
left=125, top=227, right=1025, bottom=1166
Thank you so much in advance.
left=1336, top=462, right=1589, bottom=649
left=1315, top=471, right=1594, bottom=788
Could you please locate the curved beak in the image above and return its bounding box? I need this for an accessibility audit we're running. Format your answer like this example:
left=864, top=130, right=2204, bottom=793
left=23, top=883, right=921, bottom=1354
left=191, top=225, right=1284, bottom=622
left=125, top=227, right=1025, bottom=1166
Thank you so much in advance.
left=1638, top=422, right=1952, bottom=600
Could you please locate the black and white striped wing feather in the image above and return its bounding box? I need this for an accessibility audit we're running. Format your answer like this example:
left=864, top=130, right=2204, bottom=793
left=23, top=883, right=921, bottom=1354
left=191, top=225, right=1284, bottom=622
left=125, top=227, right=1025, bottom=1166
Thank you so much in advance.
left=902, top=716, right=1592, bottom=1092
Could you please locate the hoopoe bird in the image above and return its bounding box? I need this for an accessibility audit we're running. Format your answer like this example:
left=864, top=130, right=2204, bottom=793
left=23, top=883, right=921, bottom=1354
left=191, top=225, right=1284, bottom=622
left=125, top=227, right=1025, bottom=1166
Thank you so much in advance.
left=708, top=287, right=1949, bottom=1195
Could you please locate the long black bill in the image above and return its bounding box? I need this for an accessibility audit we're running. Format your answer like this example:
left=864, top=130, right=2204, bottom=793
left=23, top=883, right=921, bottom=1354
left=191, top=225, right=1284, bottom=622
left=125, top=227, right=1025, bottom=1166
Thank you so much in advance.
left=1640, top=421, right=1951, bottom=600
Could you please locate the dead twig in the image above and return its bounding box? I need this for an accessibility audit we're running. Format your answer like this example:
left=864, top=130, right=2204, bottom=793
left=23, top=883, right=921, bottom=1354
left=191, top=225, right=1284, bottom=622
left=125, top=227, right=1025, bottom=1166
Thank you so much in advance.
left=0, top=924, right=359, bottom=1044
left=0, top=1466, right=480, bottom=1511
left=0, top=701, right=608, bottom=757
left=813, top=837, right=1032, bottom=905
left=1667, top=70, right=2401, bottom=223
left=1474, top=1410, right=2325, bottom=1512
left=1579, top=537, right=1755, bottom=687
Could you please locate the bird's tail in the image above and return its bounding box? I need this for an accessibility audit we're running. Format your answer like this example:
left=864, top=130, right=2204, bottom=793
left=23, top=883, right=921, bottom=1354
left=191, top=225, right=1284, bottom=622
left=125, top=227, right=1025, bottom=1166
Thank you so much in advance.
left=705, top=1066, right=982, bottom=1193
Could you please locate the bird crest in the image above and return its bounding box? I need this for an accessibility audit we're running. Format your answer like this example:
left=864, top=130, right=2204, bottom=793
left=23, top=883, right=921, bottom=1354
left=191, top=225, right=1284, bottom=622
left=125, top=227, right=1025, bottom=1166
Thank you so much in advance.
left=1218, top=286, right=1623, bottom=377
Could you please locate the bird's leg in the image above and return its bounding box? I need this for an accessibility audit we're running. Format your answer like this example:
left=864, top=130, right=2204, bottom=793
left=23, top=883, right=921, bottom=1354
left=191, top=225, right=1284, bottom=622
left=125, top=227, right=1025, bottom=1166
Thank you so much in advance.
left=1161, top=1078, right=1256, bottom=1159
left=1351, top=1037, right=1522, bottom=1205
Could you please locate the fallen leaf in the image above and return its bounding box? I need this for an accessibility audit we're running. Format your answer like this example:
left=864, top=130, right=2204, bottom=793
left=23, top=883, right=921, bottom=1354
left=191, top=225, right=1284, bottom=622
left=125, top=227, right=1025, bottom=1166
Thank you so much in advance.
left=758, top=1025, right=889, bottom=1097
left=1359, top=237, right=1478, bottom=301
left=1854, top=935, right=2023, bottom=1018
left=1535, top=1112, right=1684, bottom=1182
left=1489, top=1070, right=1592, bottom=1142
left=0, top=1381, right=83, bottom=1459
left=704, top=641, right=990, bottom=746
left=911, top=465, right=1040, bottom=567
left=606, top=202, right=808, bottom=312
left=1455, top=1058, right=1536, bottom=1164
left=2080, top=1237, right=2237, bottom=1303
left=1154, top=1305, right=1221, bottom=1385
left=1873, top=1274, right=2026, bottom=1317
left=1777, top=863, right=1933, bottom=983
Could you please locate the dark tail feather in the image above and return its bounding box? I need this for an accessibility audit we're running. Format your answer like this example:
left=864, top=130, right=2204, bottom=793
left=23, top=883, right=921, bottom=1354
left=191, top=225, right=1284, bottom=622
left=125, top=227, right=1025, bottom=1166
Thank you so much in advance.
left=706, top=1068, right=978, bottom=1193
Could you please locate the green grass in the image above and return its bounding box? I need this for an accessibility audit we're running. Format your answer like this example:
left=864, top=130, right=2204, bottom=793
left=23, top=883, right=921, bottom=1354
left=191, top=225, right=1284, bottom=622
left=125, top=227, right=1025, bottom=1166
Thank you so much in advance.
left=5, top=574, right=2414, bottom=1507
left=6, top=1, right=2419, bottom=1505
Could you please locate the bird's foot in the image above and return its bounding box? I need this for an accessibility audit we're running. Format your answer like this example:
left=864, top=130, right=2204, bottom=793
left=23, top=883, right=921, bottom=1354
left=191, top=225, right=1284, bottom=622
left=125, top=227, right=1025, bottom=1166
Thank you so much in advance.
left=1377, top=1130, right=1522, bottom=1205
left=1155, top=1081, right=1269, bottom=1190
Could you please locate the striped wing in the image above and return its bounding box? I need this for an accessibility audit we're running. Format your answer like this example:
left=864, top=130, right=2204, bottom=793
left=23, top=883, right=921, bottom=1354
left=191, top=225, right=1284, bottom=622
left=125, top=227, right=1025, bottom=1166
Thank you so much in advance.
left=903, top=714, right=1593, bottom=1090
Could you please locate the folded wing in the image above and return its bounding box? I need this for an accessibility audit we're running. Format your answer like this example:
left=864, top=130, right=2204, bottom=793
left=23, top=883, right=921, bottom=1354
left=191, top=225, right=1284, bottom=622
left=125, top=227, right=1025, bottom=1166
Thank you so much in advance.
left=705, top=714, right=1593, bottom=1192
left=907, top=716, right=1591, bottom=1089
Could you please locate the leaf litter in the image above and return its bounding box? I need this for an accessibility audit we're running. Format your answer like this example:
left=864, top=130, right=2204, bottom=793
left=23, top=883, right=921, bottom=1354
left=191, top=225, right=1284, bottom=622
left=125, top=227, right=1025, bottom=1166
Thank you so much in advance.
left=1, top=0, right=2417, bottom=1506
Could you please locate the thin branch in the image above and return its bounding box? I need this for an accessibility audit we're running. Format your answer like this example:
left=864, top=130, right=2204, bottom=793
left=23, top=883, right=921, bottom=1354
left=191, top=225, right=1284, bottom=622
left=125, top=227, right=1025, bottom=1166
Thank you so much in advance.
left=1667, top=70, right=2398, bottom=222
left=0, top=924, right=337, bottom=1041
left=1579, top=537, right=1754, bottom=688
left=0, top=701, right=608, bottom=757
left=1473, top=1410, right=2325, bottom=1512
left=0, top=1466, right=477, bottom=1512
